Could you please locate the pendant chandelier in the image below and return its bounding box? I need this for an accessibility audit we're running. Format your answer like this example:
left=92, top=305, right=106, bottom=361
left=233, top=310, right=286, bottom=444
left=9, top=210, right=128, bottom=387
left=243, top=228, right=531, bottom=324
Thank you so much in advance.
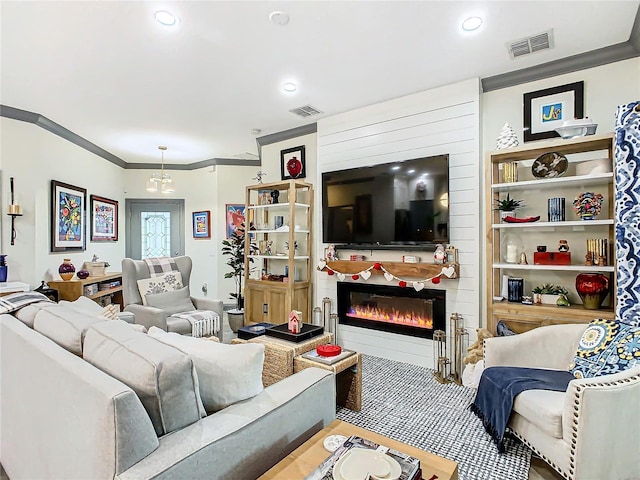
left=146, top=145, right=175, bottom=193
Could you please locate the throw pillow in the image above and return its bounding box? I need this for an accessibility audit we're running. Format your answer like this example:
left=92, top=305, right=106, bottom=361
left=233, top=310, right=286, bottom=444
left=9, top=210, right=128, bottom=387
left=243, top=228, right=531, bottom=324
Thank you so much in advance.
left=83, top=320, right=206, bottom=436
left=136, top=271, right=183, bottom=305
left=100, top=304, right=120, bottom=320
left=569, top=318, right=640, bottom=379
left=148, top=327, right=265, bottom=412
left=145, top=287, right=195, bottom=315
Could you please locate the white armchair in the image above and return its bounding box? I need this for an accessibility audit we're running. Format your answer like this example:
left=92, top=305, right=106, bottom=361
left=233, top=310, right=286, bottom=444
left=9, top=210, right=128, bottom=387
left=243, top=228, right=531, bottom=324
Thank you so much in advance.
left=484, top=324, right=640, bottom=480
left=122, top=256, right=223, bottom=336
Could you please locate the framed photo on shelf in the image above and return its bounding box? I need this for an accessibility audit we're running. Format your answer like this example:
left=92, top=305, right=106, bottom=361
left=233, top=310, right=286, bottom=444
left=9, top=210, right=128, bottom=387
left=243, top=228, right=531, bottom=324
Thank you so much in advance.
left=225, top=204, right=246, bottom=238
left=192, top=210, right=211, bottom=239
left=51, top=180, right=87, bottom=252
left=523, top=81, right=584, bottom=142
left=280, top=145, right=306, bottom=180
left=90, top=195, right=118, bottom=242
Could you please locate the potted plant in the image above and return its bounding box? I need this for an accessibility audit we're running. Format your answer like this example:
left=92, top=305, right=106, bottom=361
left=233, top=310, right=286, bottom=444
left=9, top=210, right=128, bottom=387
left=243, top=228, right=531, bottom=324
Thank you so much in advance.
left=494, top=193, right=524, bottom=221
left=531, top=284, right=569, bottom=305
left=221, top=223, right=258, bottom=332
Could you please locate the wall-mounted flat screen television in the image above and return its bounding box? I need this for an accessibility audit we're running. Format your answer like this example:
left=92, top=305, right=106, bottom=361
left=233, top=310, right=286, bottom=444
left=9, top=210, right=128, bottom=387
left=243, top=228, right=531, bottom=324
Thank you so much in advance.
left=322, top=154, right=449, bottom=248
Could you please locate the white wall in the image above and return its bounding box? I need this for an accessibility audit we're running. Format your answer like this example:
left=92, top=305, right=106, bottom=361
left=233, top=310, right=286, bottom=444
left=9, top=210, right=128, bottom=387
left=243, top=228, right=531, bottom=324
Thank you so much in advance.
left=1, top=117, right=125, bottom=287
left=316, top=78, right=482, bottom=369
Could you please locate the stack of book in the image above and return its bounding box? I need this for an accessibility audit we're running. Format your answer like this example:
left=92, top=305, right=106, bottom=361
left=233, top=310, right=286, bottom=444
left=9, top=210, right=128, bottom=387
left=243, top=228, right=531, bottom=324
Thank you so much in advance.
left=301, top=349, right=356, bottom=365
left=305, top=435, right=422, bottom=480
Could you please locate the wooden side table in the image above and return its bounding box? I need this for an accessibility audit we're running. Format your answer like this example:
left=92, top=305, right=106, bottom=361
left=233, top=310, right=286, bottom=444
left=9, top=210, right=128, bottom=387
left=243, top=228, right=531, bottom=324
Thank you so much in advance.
left=232, top=333, right=333, bottom=386
left=294, top=352, right=362, bottom=411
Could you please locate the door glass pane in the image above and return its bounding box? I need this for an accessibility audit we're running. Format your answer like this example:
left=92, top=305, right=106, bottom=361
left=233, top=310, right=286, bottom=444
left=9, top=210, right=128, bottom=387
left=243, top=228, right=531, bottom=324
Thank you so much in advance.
left=141, top=211, right=171, bottom=258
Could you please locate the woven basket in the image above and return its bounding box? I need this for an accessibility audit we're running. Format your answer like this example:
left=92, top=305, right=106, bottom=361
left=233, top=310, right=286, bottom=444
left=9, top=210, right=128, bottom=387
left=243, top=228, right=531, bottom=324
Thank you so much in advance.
left=82, top=262, right=106, bottom=277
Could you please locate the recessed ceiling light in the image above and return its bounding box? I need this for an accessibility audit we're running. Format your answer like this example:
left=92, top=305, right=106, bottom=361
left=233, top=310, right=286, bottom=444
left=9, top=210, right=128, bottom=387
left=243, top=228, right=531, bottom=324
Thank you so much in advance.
left=391, top=166, right=401, bottom=171
left=462, top=16, right=482, bottom=31
left=269, top=11, right=290, bottom=26
left=408, top=169, right=416, bottom=174
left=283, top=82, right=297, bottom=92
left=155, top=10, right=177, bottom=26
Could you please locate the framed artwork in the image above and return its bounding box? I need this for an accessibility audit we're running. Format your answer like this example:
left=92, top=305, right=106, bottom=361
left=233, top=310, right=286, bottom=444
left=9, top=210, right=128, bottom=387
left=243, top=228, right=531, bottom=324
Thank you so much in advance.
left=523, top=81, right=584, bottom=142
left=192, top=210, right=211, bottom=238
left=51, top=180, right=86, bottom=252
left=280, top=145, right=306, bottom=180
left=226, top=204, right=246, bottom=238
left=354, top=194, right=373, bottom=234
left=90, top=195, right=118, bottom=242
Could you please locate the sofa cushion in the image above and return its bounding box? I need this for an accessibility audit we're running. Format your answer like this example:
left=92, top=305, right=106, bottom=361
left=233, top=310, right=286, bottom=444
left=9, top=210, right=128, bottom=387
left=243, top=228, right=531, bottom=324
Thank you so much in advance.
left=33, top=305, right=105, bottom=355
left=83, top=320, right=206, bottom=436
left=512, top=389, right=565, bottom=439
left=148, top=327, right=264, bottom=412
left=145, top=286, right=195, bottom=315
left=14, top=301, right=56, bottom=328
left=136, top=271, right=183, bottom=305
left=569, top=318, right=640, bottom=379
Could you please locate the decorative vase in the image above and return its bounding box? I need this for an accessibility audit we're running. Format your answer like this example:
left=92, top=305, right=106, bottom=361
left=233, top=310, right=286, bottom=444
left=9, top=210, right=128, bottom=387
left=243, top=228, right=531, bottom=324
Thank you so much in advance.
left=500, top=210, right=514, bottom=222
left=0, top=255, right=7, bottom=283
left=227, top=309, right=245, bottom=333
left=575, top=273, right=609, bottom=310
left=58, top=259, right=76, bottom=281
left=77, top=269, right=90, bottom=280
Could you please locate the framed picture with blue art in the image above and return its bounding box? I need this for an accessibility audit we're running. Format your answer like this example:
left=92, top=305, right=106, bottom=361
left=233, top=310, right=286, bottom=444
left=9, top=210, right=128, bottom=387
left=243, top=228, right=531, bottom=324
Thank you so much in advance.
left=51, top=180, right=87, bottom=252
left=523, top=81, right=584, bottom=142
left=192, top=210, right=211, bottom=239
left=225, top=204, right=246, bottom=239
left=90, top=195, right=118, bottom=242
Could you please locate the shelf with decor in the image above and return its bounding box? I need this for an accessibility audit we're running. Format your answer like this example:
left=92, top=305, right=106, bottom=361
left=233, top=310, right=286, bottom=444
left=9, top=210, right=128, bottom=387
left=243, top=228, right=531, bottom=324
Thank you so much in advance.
left=485, top=133, right=616, bottom=334
left=244, top=180, right=313, bottom=326
left=48, top=272, right=124, bottom=309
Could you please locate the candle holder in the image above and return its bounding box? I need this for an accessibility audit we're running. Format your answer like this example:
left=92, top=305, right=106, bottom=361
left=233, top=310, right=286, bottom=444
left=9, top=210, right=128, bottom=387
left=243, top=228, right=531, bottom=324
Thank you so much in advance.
left=449, top=313, right=468, bottom=385
left=7, top=177, right=22, bottom=246
left=432, top=329, right=449, bottom=383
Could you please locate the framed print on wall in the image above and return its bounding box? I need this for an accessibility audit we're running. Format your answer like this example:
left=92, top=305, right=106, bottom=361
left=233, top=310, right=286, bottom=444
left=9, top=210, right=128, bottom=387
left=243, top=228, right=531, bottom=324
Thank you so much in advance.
left=280, top=145, right=306, bottom=180
left=226, top=204, right=246, bottom=238
left=51, top=180, right=87, bottom=252
left=192, top=210, right=211, bottom=238
left=523, top=81, right=584, bottom=142
left=90, top=195, right=118, bottom=242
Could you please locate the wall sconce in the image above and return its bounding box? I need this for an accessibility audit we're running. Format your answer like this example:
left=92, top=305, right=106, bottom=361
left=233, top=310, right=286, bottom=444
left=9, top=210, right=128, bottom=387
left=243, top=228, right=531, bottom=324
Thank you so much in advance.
left=7, top=177, right=22, bottom=245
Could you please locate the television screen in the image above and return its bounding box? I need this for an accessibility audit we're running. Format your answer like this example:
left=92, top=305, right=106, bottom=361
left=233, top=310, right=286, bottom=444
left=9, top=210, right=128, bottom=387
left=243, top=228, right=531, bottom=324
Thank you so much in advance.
left=322, top=154, right=449, bottom=247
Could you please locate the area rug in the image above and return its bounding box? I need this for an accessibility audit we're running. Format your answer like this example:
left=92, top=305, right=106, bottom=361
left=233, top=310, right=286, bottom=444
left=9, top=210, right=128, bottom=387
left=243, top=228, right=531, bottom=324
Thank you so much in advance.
left=336, top=354, right=531, bottom=480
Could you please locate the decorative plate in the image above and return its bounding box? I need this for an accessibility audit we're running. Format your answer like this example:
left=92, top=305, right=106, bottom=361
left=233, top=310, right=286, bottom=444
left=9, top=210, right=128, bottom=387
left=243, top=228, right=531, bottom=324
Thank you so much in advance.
left=531, top=152, right=569, bottom=179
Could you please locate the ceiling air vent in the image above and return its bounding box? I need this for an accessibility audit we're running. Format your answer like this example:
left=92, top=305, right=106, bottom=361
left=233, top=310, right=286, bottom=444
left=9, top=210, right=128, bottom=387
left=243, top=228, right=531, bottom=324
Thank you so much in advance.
left=289, top=105, right=323, bottom=118
left=508, top=30, right=553, bottom=59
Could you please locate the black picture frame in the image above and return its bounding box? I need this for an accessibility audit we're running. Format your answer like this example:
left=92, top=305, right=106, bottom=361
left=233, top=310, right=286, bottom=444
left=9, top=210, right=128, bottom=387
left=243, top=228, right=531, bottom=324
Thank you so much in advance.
left=90, top=195, right=118, bottom=242
left=51, top=180, right=87, bottom=252
left=523, top=81, right=584, bottom=142
left=280, top=145, right=306, bottom=180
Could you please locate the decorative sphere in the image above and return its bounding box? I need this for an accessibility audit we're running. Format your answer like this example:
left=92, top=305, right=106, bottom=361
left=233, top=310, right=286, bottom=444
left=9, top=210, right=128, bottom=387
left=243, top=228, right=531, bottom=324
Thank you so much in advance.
left=77, top=269, right=90, bottom=279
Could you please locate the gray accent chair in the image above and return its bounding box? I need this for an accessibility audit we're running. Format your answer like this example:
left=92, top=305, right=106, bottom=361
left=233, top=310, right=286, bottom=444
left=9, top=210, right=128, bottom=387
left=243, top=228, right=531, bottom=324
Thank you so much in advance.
left=122, top=256, right=223, bottom=336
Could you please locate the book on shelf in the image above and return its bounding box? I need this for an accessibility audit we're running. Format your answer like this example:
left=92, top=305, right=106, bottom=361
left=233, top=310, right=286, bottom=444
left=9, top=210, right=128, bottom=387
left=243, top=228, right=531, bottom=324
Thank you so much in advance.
left=304, top=435, right=420, bottom=480
left=301, top=349, right=356, bottom=365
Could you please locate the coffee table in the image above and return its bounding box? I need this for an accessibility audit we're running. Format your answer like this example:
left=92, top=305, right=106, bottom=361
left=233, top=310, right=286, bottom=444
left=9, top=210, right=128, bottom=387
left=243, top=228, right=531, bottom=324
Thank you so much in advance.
left=259, top=419, right=458, bottom=480
left=232, top=332, right=334, bottom=386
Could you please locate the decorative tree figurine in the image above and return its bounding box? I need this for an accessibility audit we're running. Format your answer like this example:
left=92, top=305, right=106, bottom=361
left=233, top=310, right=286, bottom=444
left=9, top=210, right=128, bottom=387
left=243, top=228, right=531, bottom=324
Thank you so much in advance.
left=496, top=122, right=519, bottom=150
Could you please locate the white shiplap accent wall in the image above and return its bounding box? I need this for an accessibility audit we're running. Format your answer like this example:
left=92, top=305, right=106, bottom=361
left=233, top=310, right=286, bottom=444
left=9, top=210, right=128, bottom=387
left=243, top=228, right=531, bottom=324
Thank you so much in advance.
left=315, top=78, right=481, bottom=369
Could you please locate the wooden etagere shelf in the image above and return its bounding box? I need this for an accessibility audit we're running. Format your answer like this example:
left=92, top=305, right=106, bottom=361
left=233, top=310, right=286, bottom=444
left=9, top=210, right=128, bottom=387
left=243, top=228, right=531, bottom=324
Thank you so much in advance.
left=322, top=260, right=459, bottom=279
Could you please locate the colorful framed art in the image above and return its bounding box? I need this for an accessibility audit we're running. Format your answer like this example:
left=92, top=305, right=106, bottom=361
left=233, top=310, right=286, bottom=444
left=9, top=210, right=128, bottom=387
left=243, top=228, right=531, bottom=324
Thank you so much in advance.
left=90, top=195, right=118, bottom=242
left=192, top=210, right=211, bottom=238
left=280, top=145, right=306, bottom=180
left=226, top=204, right=246, bottom=238
left=51, top=180, right=87, bottom=252
left=523, top=81, right=584, bottom=142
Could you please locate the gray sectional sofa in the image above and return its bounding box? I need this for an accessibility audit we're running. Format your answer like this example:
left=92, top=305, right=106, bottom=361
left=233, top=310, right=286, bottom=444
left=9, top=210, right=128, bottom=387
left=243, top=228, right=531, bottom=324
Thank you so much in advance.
left=1, top=308, right=336, bottom=480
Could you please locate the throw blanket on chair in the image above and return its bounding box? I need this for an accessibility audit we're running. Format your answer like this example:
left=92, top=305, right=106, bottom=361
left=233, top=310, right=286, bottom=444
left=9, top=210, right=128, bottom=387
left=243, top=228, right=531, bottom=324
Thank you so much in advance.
left=144, top=257, right=178, bottom=276
left=170, top=310, right=220, bottom=338
left=470, top=366, right=574, bottom=452
left=0, top=292, right=53, bottom=314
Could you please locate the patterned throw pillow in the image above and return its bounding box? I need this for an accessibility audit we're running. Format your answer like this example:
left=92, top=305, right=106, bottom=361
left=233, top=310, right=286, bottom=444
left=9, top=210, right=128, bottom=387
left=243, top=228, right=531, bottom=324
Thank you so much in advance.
left=569, top=318, right=640, bottom=379
left=136, top=271, right=183, bottom=305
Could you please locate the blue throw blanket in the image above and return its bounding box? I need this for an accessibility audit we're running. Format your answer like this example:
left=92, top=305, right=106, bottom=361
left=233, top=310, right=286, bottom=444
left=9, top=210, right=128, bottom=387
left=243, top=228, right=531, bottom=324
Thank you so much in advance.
left=471, top=366, right=574, bottom=452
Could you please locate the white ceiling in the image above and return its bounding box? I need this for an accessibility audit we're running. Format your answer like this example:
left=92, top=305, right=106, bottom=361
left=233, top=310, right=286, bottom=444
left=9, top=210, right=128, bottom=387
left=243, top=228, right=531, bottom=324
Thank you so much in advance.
left=1, top=1, right=639, bottom=165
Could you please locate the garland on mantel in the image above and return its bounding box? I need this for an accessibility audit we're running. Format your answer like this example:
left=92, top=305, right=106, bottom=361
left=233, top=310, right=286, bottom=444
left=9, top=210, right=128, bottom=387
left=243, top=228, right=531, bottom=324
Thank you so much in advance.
left=316, top=260, right=458, bottom=291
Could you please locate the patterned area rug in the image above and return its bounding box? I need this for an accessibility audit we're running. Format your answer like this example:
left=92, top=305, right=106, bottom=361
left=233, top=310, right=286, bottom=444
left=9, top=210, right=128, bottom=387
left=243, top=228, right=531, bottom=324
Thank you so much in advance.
left=336, top=354, right=531, bottom=480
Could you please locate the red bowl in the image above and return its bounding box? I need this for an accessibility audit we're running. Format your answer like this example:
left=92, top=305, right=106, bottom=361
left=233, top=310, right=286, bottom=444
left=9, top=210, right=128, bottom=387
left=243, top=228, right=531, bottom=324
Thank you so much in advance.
left=317, top=344, right=342, bottom=357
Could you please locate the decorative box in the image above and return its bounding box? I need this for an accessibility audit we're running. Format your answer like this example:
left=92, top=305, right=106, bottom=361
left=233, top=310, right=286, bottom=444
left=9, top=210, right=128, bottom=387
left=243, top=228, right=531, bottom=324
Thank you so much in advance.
left=533, top=252, right=571, bottom=265
left=265, top=323, right=324, bottom=343
left=82, top=262, right=106, bottom=277
left=237, top=323, right=274, bottom=340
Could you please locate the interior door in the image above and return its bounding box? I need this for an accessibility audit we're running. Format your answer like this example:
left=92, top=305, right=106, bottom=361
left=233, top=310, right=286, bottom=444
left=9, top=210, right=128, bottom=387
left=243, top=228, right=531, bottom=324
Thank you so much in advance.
left=125, top=199, right=185, bottom=259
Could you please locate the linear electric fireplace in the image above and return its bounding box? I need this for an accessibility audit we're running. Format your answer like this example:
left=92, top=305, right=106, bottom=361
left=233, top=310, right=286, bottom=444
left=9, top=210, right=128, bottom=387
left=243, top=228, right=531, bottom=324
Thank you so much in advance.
left=337, top=282, right=446, bottom=339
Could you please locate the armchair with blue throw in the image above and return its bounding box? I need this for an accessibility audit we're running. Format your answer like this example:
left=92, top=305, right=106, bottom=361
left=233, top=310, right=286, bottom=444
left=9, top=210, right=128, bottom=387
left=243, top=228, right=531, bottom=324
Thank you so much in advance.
left=479, top=323, right=640, bottom=480
left=122, top=256, right=223, bottom=337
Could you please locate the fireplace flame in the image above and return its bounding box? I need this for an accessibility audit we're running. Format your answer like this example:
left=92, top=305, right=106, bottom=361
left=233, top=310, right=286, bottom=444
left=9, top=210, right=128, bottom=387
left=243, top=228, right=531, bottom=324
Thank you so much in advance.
left=347, top=305, right=433, bottom=329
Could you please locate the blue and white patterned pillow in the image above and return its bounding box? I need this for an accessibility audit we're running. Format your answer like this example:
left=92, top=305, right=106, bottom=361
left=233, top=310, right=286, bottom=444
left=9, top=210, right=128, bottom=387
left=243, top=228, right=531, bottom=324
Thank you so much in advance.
left=569, top=318, right=640, bottom=379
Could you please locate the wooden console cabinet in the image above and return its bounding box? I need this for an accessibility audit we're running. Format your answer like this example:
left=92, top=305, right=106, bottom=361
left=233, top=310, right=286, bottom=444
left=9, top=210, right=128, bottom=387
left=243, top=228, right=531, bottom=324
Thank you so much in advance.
left=48, top=272, right=124, bottom=309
